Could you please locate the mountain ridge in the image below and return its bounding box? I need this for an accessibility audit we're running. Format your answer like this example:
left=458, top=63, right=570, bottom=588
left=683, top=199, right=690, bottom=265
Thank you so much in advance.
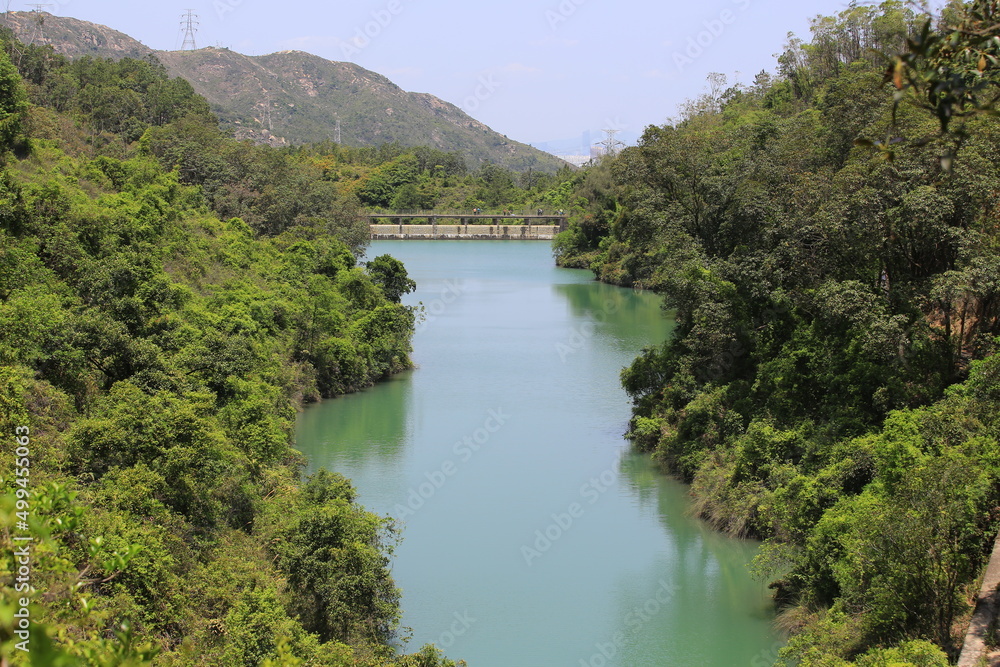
left=0, top=11, right=567, bottom=171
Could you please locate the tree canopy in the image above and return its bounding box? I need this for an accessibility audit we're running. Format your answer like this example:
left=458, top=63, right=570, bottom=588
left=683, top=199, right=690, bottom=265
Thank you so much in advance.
left=0, top=31, right=463, bottom=667
left=556, top=1, right=1000, bottom=663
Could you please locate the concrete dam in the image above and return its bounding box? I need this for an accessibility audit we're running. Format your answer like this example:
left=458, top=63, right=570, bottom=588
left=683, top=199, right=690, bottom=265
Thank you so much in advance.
left=369, top=214, right=568, bottom=240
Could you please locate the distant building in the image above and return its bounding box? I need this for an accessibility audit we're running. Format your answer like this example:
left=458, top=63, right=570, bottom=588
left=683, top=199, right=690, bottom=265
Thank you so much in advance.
left=561, top=155, right=593, bottom=168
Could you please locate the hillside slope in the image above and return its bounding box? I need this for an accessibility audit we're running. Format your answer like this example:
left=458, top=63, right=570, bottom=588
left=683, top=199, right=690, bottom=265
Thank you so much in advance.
left=0, top=11, right=566, bottom=171
left=156, top=47, right=565, bottom=170
left=0, top=10, right=154, bottom=60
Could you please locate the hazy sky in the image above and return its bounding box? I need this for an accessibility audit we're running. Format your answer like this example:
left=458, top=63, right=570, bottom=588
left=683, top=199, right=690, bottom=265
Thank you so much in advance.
left=17, top=0, right=878, bottom=147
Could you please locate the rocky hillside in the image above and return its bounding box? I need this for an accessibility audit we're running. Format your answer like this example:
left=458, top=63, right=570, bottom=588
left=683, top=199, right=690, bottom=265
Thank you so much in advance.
left=0, top=11, right=566, bottom=171
left=0, top=10, right=154, bottom=60
left=155, top=48, right=565, bottom=170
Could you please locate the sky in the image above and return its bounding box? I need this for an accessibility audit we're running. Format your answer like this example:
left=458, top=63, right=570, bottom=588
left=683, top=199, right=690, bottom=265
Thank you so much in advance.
left=13, top=0, right=886, bottom=149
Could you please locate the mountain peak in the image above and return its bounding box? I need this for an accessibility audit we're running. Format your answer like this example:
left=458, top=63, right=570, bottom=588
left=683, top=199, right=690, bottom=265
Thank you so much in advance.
left=0, top=12, right=567, bottom=171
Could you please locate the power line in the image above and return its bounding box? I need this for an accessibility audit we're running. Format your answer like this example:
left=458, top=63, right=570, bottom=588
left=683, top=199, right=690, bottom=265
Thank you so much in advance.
left=180, top=9, right=199, bottom=50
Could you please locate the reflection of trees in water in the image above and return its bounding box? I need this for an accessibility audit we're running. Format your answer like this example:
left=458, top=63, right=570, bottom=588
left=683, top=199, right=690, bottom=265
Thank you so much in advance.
left=615, top=448, right=775, bottom=629
left=551, top=282, right=674, bottom=354
left=600, top=450, right=778, bottom=665
left=296, top=370, right=416, bottom=475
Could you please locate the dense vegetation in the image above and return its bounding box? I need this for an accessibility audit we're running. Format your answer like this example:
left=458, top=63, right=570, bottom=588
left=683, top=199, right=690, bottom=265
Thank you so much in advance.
left=8, top=0, right=999, bottom=663
left=0, top=30, right=465, bottom=666
left=146, top=129, right=581, bottom=227
left=556, top=1, right=1000, bottom=663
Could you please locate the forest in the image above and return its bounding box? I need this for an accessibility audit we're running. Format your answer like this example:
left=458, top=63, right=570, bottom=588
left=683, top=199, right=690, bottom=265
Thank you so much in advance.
left=555, top=0, right=1000, bottom=663
left=0, top=26, right=467, bottom=667
left=5, top=0, right=1000, bottom=664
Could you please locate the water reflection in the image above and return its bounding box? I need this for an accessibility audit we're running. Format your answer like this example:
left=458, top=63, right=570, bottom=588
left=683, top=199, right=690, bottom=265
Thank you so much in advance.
left=293, top=241, right=778, bottom=667
left=553, top=282, right=674, bottom=355
left=612, top=450, right=777, bottom=665
left=296, top=371, right=415, bottom=475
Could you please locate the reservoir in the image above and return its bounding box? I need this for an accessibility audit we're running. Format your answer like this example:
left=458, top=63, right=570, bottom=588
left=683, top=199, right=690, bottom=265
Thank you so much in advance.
left=295, top=240, right=780, bottom=666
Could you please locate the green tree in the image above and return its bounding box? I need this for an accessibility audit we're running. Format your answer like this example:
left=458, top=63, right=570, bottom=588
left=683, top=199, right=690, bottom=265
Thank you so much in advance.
left=366, top=254, right=416, bottom=303
left=274, top=471, right=401, bottom=644
left=0, top=48, right=28, bottom=151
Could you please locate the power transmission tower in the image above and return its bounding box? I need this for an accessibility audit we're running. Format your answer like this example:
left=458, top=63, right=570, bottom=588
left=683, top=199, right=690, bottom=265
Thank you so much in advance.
left=26, top=4, right=52, bottom=46
left=180, top=10, right=199, bottom=50
left=25, top=4, right=52, bottom=47
left=334, top=118, right=341, bottom=144
left=597, top=128, right=625, bottom=158
left=261, top=96, right=273, bottom=131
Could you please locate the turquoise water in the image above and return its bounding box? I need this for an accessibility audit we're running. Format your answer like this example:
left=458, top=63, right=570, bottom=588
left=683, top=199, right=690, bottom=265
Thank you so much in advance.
left=295, top=241, right=779, bottom=666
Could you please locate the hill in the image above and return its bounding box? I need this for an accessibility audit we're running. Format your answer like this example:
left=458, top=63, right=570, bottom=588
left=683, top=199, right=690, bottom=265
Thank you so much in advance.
left=0, top=11, right=567, bottom=171
left=154, top=47, right=566, bottom=170
left=0, top=10, right=154, bottom=60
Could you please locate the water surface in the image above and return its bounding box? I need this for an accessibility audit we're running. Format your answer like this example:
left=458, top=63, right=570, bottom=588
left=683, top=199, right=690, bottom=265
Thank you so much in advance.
left=295, top=240, right=779, bottom=666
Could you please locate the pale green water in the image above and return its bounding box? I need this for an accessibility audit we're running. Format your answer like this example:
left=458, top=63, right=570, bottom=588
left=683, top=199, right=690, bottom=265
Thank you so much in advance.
left=295, top=241, right=781, bottom=666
